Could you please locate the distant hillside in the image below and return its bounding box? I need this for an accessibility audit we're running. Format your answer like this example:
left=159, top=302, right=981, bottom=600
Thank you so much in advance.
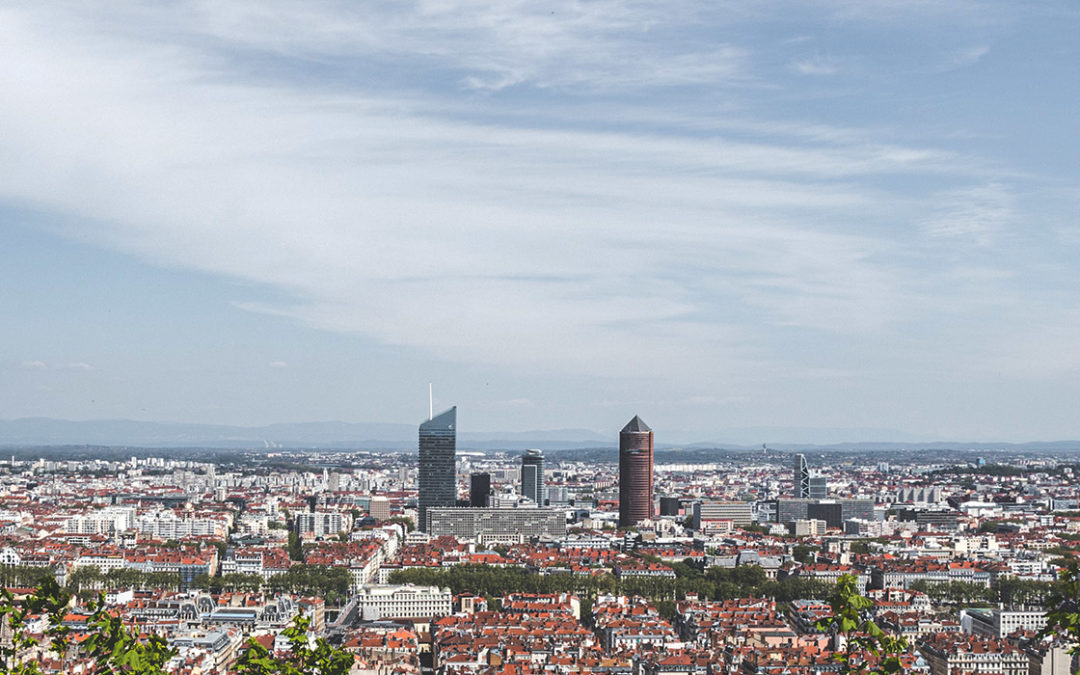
left=1, top=418, right=1076, bottom=453
left=0, top=417, right=609, bottom=450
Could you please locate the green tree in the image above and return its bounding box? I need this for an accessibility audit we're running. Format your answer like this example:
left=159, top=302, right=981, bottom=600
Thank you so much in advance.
left=793, top=545, right=819, bottom=564
left=816, top=574, right=908, bottom=675
left=234, top=615, right=354, bottom=675
left=0, top=577, right=175, bottom=674
left=1039, top=563, right=1080, bottom=663
left=382, top=516, right=413, bottom=533
left=287, top=531, right=304, bottom=561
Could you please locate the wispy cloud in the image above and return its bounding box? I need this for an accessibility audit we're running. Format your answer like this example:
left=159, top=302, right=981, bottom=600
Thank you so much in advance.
left=0, top=1, right=1076, bottom=438
left=922, top=183, right=1014, bottom=245
left=951, top=45, right=990, bottom=67
left=791, top=57, right=839, bottom=76
left=0, top=2, right=985, bottom=384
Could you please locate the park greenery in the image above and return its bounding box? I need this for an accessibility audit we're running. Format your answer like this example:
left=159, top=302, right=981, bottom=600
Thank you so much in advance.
left=192, top=565, right=352, bottom=605
left=66, top=567, right=184, bottom=597
left=389, top=559, right=835, bottom=610
left=908, top=576, right=1057, bottom=608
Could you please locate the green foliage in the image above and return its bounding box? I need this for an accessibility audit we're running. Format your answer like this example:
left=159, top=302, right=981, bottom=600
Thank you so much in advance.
left=816, top=574, right=908, bottom=675
left=793, top=545, right=819, bottom=564
left=0, top=578, right=176, bottom=674
left=287, top=532, right=304, bottom=561
left=907, top=579, right=995, bottom=606
left=993, top=576, right=1056, bottom=608
left=193, top=565, right=350, bottom=605
left=382, top=516, right=413, bottom=533
left=191, top=572, right=265, bottom=593
left=927, top=464, right=1024, bottom=477
left=390, top=561, right=833, bottom=604
left=0, top=566, right=57, bottom=589
left=234, top=615, right=354, bottom=675
left=266, top=566, right=351, bottom=606
left=1039, top=563, right=1080, bottom=658
left=390, top=565, right=616, bottom=599
left=66, top=567, right=183, bottom=598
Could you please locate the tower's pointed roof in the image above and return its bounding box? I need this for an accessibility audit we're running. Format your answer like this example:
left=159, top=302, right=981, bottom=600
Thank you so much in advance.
left=621, top=415, right=651, bottom=433
left=420, top=406, right=456, bottom=432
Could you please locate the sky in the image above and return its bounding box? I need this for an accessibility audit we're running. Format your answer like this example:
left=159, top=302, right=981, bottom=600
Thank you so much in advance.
left=1, top=1, right=1078, bottom=443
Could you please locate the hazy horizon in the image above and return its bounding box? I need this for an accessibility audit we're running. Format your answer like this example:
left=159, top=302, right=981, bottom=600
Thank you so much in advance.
left=4, top=415, right=1080, bottom=449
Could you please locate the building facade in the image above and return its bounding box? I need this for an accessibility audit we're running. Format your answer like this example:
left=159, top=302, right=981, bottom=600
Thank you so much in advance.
left=619, top=416, right=654, bottom=528
left=521, top=449, right=545, bottom=505
left=354, top=584, right=453, bottom=620
left=426, top=506, right=566, bottom=541
left=418, top=407, right=457, bottom=532
left=469, top=473, right=491, bottom=508
left=692, top=501, right=755, bottom=528
left=794, top=454, right=810, bottom=498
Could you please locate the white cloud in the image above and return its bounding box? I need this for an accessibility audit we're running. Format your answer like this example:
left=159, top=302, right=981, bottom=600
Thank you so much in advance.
left=922, top=183, right=1014, bottom=245
left=65, top=362, right=95, bottom=371
left=268, top=361, right=289, bottom=368
left=0, top=0, right=1068, bottom=431
left=0, top=3, right=975, bottom=384
left=21, top=360, right=48, bottom=369
left=791, top=57, right=838, bottom=76
left=951, top=45, right=990, bottom=67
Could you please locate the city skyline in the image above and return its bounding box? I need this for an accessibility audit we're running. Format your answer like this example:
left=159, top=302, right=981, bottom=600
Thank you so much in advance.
left=3, top=3, right=1080, bottom=442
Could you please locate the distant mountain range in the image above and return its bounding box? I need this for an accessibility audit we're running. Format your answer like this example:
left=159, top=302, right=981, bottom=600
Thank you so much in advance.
left=0, top=417, right=609, bottom=450
left=0, top=417, right=1077, bottom=452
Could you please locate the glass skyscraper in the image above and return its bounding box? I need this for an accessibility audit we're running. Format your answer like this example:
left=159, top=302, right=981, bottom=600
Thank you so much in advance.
left=418, top=406, right=457, bottom=532
left=794, top=453, right=810, bottom=498
left=520, top=449, right=545, bottom=505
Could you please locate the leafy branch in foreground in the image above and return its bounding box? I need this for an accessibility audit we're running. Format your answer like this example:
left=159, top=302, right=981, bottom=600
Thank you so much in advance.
left=0, top=577, right=175, bottom=675
left=816, top=574, right=909, bottom=675
left=234, top=614, right=354, bottom=675
left=1038, top=562, right=1080, bottom=657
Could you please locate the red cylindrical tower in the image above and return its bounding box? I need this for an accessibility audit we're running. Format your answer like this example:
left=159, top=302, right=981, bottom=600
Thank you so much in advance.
left=618, top=415, right=653, bottom=528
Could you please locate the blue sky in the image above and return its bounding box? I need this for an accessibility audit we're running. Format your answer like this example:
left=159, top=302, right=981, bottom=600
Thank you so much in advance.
left=1, top=1, right=1078, bottom=442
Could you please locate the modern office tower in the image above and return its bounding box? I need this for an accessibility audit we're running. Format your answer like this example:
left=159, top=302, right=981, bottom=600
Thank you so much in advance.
left=418, top=406, right=457, bottom=532
left=659, top=496, right=681, bottom=516
left=794, top=453, right=810, bottom=498
left=809, top=475, right=827, bottom=499
left=520, top=449, right=545, bottom=505
left=469, top=473, right=491, bottom=508
left=775, top=498, right=874, bottom=528
left=618, top=415, right=654, bottom=528
left=807, top=502, right=843, bottom=528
